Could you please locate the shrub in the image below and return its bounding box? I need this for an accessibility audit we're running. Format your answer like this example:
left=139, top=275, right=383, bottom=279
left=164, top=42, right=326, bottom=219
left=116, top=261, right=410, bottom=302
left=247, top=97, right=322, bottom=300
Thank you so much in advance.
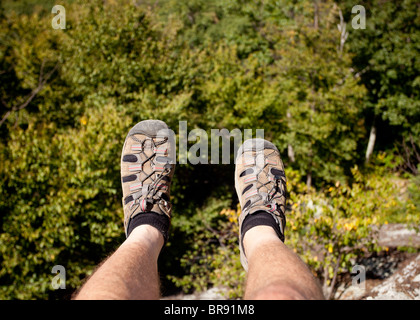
left=170, top=163, right=419, bottom=299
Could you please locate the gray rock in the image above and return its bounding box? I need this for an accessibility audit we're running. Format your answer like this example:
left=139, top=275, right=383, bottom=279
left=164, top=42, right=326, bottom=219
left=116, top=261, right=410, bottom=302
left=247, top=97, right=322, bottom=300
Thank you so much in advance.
left=378, top=224, right=420, bottom=248
left=365, top=254, right=420, bottom=300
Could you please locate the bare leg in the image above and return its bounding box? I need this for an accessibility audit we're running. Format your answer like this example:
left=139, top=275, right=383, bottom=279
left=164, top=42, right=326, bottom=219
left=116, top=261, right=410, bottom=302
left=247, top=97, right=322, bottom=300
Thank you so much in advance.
left=74, top=225, right=163, bottom=300
left=243, top=226, right=324, bottom=300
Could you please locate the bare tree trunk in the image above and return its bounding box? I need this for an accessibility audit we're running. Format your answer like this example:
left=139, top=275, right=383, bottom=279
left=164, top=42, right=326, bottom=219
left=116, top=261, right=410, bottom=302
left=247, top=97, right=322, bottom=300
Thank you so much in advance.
left=288, top=144, right=296, bottom=163
left=287, top=111, right=296, bottom=163
left=337, top=8, right=349, bottom=56
left=365, top=120, right=377, bottom=163
left=306, top=149, right=313, bottom=191
left=306, top=171, right=312, bottom=191
left=314, top=0, right=319, bottom=29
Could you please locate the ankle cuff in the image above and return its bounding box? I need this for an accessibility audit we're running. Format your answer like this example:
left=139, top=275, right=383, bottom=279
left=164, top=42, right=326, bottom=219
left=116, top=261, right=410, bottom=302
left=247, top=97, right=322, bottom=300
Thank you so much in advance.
left=241, top=210, right=284, bottom=243
left=127, top=211, right=170, bottom=242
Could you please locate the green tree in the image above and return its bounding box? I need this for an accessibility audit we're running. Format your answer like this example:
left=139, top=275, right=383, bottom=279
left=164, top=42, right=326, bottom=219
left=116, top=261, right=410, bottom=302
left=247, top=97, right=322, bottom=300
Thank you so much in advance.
left=346, top=0, right=420, bottom=163
left=265, top=1, right=366, bottom=188
left=0, top=0, right=203, bottom=298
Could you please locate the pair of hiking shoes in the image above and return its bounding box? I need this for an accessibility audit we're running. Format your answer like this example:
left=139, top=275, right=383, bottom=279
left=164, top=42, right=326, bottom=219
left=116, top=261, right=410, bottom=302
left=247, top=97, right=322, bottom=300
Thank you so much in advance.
left=121, top=120, right=287, bottom=271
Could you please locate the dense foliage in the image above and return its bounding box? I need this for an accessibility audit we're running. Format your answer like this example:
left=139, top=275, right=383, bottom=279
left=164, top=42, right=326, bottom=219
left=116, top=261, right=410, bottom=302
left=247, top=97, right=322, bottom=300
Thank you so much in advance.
left=0, top=0, right=419, bottom=299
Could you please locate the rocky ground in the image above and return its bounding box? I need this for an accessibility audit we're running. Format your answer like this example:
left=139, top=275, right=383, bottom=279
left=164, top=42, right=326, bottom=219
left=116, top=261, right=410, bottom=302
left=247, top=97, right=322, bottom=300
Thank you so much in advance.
left=163, top=223, right=420, bottom=300
left=336, top=223, right=420, bottom=300
left=335, top=249, right=420, bottom=300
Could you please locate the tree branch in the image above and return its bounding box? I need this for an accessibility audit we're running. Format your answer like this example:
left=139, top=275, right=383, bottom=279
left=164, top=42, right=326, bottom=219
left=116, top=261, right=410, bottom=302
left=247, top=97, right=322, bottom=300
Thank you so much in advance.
left=337, top=8, right=348, bottom=56
left=327, top=252, right=342, bottom=300
left=0, top=61, right=59, bottom=127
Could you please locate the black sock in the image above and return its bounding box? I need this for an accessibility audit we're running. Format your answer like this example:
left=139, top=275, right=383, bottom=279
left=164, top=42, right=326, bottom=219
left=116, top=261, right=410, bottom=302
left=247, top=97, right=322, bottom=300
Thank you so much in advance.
left=241, top=210, right=284, bottom=243
left=126, top=211, right=170, bottom=242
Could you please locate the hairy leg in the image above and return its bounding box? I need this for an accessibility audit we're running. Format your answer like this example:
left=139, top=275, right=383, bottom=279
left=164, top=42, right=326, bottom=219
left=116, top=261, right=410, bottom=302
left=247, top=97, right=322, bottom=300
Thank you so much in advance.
left=243, top=226, right=324, bottom=300
left=74, top=225, right=163, bottom=300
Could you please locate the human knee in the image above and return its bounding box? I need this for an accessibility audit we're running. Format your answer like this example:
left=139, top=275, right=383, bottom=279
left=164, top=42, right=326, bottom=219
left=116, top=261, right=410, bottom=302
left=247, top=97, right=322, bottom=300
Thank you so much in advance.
left=251, top=283, right=308, bottom=300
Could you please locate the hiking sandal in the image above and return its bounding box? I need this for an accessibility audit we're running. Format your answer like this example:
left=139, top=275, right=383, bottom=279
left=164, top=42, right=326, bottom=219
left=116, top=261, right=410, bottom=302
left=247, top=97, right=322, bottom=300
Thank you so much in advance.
left=121, top=120, right=176, bottom=241
left=235, top=138, right=287, bottom=271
